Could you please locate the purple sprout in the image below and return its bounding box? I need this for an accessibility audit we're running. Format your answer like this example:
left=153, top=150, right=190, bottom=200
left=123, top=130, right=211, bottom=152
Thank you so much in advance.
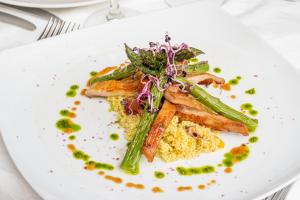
left=136, top=75, right=166, bottom=112
left=165, top=34, right=171, bottom=43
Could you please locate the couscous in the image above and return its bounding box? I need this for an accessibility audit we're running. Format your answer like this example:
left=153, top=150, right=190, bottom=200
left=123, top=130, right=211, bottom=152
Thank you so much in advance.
left=107, top=96, right=224, bottom=162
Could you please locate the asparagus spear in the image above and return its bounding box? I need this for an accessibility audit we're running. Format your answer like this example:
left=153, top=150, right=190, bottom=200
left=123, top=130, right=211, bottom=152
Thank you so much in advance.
left=139, top=65, right=160, bottom=77
left=139, top=49, right=159, bottom=69
left=175, top=47, right=204, bottom=62
left=120, top=75, right=167, bottom=175
left=185, top=61, right=209, bottom=75
left=154, top=47, right=204, bottom=66
left=126, top=44, right=203, bottom=74
left=125, top=44, right=160, bottom=76
left=88, top=64, right=136, bottom=85
left=176, top=77, right=258, bottom=132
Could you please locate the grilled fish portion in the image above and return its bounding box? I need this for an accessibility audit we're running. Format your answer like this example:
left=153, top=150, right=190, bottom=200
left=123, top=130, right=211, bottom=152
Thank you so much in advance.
left=142, top=101, right=177, bottom=162
left=164, top=85, right=212, bottom=112
left=86, top=79, right=142, bottom=97
left=176, top=105, right=249, bottom=136
left=186, top=73, right=225, bottom=85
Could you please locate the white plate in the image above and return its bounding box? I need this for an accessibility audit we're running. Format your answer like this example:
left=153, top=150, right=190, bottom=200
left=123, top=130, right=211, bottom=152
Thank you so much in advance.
left=1, top=2, right=300, bottom=200
left=0, top=0, right=105, bottom=8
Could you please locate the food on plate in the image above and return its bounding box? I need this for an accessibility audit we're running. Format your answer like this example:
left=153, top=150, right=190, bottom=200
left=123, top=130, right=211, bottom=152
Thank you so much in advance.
left=142, top=101, right=176, bottom=162
left=84, top=35, right=258, bottom=175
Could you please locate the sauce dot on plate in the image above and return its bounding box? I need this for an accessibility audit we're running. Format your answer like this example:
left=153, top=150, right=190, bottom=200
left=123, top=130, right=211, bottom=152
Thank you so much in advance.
left=198, top=184, right=206, bottom=190
left=245, top=88, right=256, bottom=95
left=224, top=167, right=232, bottom=173
left=126, top=182, right=145, bottom=189
left=67, top=144, right=76, bottom=152
left=154, top=171, right=165, bottom=179
left=249, top=136, right=259, bottom=143
left=177, top=186, right=192, bottom=192
left=213, top=67, right=221, bottom=73
left=98, top=171, right=105, bottom=176
left=152, top=187, right=164, bottom=193
left=110, top=133, right=119, bottom=141
left=74, top=100, right=81, bottom=105
left=105, top=175, right=122, bottom=184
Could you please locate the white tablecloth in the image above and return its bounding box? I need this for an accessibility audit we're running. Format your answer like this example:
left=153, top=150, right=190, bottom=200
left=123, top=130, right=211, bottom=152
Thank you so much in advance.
left=0, top=0, right=300, bottom=199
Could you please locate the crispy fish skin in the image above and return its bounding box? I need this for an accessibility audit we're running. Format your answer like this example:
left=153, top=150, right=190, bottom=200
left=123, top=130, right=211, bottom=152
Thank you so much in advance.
left=142, top=101, right=177, bottom=162
left=164, top=85, right=212, bottom=112
left=186, top=73, right=225, bottom=85
left=85, top=79, right=142, bottom=97
left=176, top=105, right=248, bottom=136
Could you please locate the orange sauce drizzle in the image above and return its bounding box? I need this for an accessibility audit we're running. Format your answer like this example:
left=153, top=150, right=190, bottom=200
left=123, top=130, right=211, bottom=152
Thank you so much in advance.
left=74, top=101, right=81, bottom=105
left=198, top=184, right=206, bottom=190
left=98, top=171, right=105, bottom=176
left=126, top=182, right=145, bottom=189
left=68, top=112, right=76, bottom=118
left=224, top=167, right=232, bottom=173
left=230, top=95, right=236, bottom=99
left=177, top=186, right=192, bottom=192
left=67, top=144, right=76, bottom=152
left=221, top=83, right=231, bottom=91
left=104, top=175, right=122, bottom=184
left=152, top=187, right=164, bottom=193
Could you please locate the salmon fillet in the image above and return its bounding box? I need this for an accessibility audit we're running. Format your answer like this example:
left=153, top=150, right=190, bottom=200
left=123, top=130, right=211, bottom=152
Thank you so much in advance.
left=142, top=101, right=177, bottom=162
left=186, top=73, right=225, bottom=85
left=85, top=79, right=142, bottom=97
left=176, top=105, right=248, bottom=136
left=164, top=85, right=212, bottom=113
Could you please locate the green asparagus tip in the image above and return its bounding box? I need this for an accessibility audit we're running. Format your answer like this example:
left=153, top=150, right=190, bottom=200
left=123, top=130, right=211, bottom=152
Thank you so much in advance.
left=190, top=47, right=204, bottom=56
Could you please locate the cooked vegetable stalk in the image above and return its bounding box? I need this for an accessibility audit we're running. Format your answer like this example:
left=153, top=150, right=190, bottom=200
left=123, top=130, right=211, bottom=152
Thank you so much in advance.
left=120, top=75, right=167, bottom=175
left=185, top=61, right=209, bottom=75
left=139, top=49, right=160, bottom=69
left=175, top=47, right=204, bottom=62
left=155, top=47, right=204, bottom=63
left=139, top=65, right=160, bottom=76
left=88, top=65, right=136, bottom=86
left=125, top=44, right=160, bottom=76
left=139, top=47, right=203, bottom=69
left=126, top=44, right=203, bottom=74
left=176, top=77, right=258, bottom=132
